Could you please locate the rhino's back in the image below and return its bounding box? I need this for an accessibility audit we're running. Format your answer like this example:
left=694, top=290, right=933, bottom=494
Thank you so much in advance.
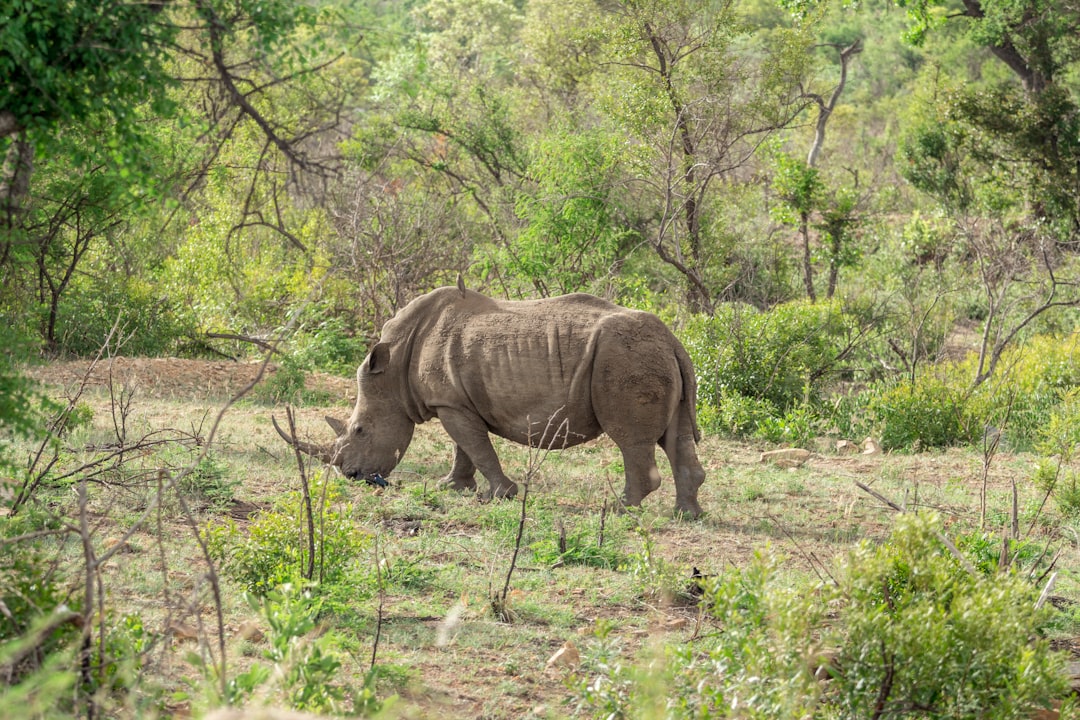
left=397, top=290, right=648, bottom=443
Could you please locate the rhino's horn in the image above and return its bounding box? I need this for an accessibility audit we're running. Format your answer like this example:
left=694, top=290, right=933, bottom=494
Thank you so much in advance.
left=272, top=415, right=338, bottom=466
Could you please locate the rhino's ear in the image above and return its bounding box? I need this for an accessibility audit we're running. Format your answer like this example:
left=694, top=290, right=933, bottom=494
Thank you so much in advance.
left=325, top=416, right=347, bottom=437
left=366, top=342, right=391, bottom=375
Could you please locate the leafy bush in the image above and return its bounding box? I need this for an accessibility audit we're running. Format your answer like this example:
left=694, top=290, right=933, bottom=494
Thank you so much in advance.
left=53, top=277, right=195, bottom=358
left=575, top=514, right=1069, bottom=719
left=753, top=404, right=818, bottom=446
left=964, top=334, right=1080, bottom=449
left=290, top=313, right=367, bottom=377
left=175, top=453, right=239, bottom=511
left=861, top=333, right=1080, bottom=451
left=831, top=513, right=1067, bottom=719
left=1031, top=388, right=1080, bottom=516
left=205, top=473, right=371, bottom=596
left=0, top=328, right=47, bottom=472
left=682, top=299, right=855, bottom=437
left=577, top=549, right=826, bottom=718
left=865, top=372, right=977, bottom=450
left=187, top=585, right=388, bottom=715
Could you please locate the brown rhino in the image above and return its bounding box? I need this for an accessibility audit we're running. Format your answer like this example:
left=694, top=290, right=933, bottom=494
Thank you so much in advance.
left=275, top=285, right=706, bottom=517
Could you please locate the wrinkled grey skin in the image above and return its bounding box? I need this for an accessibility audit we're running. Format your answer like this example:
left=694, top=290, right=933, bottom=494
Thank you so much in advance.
left=278, top=286, right=706, bottom=517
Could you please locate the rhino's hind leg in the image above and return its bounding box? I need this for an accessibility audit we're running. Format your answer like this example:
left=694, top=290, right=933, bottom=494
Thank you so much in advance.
left=660, top=433, right=705, bottom=518
left=442, top=445, right=478, bottom=491
left=658, top=402, right=705, bottom=518
left=436, top=408, right=518, bottom=500
left=617, top=443, right=663, bottom=509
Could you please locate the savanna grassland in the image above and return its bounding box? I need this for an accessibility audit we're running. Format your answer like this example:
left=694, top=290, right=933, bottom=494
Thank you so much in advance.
left=9, top=356, right=1080, bottom=719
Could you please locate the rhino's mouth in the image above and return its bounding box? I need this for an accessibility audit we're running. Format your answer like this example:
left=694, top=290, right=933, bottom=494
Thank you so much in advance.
left=345, top=469, right=389, bottom=488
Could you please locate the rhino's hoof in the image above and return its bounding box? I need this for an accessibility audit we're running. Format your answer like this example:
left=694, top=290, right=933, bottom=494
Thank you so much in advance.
left=441, top=475, right=478, bottom=492
left=486, top=482, right=518, bottom=500
left=675, top=502, right=704, bottom=520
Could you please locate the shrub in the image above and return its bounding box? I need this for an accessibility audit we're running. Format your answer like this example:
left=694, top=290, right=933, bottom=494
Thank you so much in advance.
left=53, top=277, right=194, bottom=358
left=831, top=513, right=1067, bottom=719
left=175, top=453, right=239, bottom=511
left=860, top=333, right=1080, bottom=452
left=681, top=299, right=855, bottom=437
left=575, top=514, right=1069, bottom=719
left=1031, top=388, right=1080, bottom=517
left=576, top=549, right=826, bottom=718
left=290, top=314, right=367, bottom=377
left=866, top=372, right=977, bottom=450
left=186, top=584, right=387, bottom=715
left=204, top=473, right=371, bottom=596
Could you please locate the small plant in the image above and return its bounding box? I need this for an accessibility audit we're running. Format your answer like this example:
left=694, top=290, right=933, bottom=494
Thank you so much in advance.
left=530, top=515, right=626, bottom=569
left=1032, top=388, right=1080, bottom=517
left=623, top=523, right=690, bottom=602
left=176, top=453, right=238, bottom=510
left=187, top=584, right=387, bottom=715
left=204, top=473, right=371, bottom=596
left=754, top=403, right=817, bottom=446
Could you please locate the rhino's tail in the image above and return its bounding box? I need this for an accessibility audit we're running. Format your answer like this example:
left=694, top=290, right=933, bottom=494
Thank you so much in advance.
left=674, top=341, right=702, bottom=443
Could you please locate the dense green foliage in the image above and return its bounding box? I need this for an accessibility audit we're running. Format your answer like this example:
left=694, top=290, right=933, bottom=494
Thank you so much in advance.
left=576, top=514, right=1069, bottom=719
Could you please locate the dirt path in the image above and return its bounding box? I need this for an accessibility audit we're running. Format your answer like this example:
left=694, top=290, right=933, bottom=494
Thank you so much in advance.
left=23, top=356, right=354, bottom=401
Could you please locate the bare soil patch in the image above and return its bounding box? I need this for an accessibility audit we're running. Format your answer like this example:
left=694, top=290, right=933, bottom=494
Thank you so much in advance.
left=24, top=355, right=354, bottom=402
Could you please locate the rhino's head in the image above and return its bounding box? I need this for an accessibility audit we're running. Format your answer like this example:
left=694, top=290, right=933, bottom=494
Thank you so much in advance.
left=274, top=342, right=415, bottom=485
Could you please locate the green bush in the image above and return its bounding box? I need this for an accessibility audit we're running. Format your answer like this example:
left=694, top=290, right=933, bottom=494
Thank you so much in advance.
left=861, top=333, right=1080, bottom=451
left=682, top=299, right=855, bottom=437
left=1031, top=388, right=1080, bottom=517
left=832, top=513, right=1067, bottom=719
left=204, top=473, right=371, bottom=596
left=866, top=372, right=977, bottom=450
left=52, top=277, right=195, bottom=357
left=186, top=584, right=387, bottom=715
left=575, top=514, right=1069, bottom=719
left=290, top=313, right=367, bottom=377
left=175, top=453, right=239, bottom=511
left=964, top=334, right=1080, bottom=449
left=577, top=549, right=825, bottom=718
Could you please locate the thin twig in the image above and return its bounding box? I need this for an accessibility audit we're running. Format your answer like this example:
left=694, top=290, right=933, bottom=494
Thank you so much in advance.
left=286, top=406, right=315, bottom=581
left=855, top=481, right=977, bottom=576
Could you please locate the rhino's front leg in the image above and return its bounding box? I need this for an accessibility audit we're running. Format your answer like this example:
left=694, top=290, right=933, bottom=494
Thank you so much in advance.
left=442, top=445, right=478, bottom=491
left=436, top=408, right=518, bottom=500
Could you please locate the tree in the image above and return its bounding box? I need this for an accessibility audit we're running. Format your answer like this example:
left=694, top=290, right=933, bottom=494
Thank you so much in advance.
left=590, top=0, right=816, bottom=311
left=895, top=0, right=1080, bottom=386
left=0, top=0, right=358, bottom=353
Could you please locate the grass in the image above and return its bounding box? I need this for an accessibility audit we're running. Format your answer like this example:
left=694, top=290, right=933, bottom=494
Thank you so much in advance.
left=5, top=375, right=1080, bottom=718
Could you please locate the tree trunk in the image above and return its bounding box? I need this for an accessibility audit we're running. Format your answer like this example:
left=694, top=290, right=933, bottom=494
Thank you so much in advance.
left=800, top=212, right=816, bottom=302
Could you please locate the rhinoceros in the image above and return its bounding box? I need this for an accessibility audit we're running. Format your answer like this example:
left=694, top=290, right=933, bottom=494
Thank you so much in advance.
left=274, top=285, right=706, bottom=517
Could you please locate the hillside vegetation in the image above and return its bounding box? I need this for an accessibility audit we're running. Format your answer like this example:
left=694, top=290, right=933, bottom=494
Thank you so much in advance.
left=2, top=0, right=1080, bottom=717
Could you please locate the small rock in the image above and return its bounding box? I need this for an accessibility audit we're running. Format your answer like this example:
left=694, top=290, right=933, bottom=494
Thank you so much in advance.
left=862, top=437, right=881, bottom=455
left=545, top=641, right=580, bottom=670
left=835, top=439, right=859, bottom=454
left=658, top=617, right=688, bottom=631
left=167, top=622, right=199, bottom=642
left=237, top=621, right=264, bottom=643
left=759, top=448, right=811, bottom=468
left=103, top=537, right=134, bottom=553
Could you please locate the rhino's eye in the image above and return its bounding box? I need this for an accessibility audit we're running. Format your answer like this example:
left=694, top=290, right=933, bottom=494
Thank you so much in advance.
left=354, top=426, right=363, bottom=436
